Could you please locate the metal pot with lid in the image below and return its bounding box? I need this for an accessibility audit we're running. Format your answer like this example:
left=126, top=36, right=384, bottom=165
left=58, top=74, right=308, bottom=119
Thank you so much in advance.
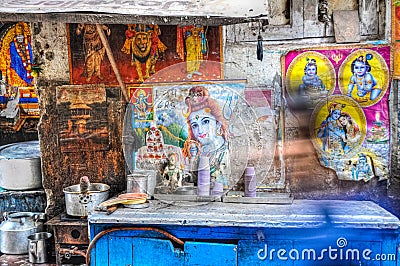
left=63, top=177, right=110, bottom=217
left=0, top=140, right=42, bottom=190
left=0, top=212, right=45, bottom=254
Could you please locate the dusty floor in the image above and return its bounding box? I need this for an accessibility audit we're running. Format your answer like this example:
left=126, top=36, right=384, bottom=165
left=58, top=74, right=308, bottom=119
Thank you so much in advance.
left=0, top=254, right=57, bottom=266
left=0, top=254, right=88, bottom=266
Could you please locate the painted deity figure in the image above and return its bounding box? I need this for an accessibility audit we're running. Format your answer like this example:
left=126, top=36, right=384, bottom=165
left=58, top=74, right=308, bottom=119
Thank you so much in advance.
left=121, top=24, right=167, bottom=83
left=9, top=22, right=34, bottom=86
left=317, top=102, right=347, bottom=155
left=76, top=24, right=110, bottom=82
left=298, top=58, right=326, bottom=96
left=176, top=25, right=207, bottom=79
left=352, top=153, right=373, bottom=181
left=347, top=54, right=381, bottom=101
left=182, top=139, right=201, bottom=184
left=162, top=152, right=183, bottom=191
left=338, top=112, right=361, bottom=152
left=132, top=89, right=151, bottom=120
left=182, top=86, right=230, bottom=187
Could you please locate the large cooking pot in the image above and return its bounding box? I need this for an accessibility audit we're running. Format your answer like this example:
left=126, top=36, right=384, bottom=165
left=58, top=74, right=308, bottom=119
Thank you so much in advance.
left=0, top=141, right=42, bottom=190
left=0, top=212, right=45, bottom=254
left=63, top=183, right=110, bottom=217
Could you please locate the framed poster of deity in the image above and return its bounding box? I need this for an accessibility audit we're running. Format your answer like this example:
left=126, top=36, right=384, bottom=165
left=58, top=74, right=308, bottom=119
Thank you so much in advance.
left=0, top=22, right=40, bottom=129
left=67, top=24, right=223, bottom=85
left=122, top=80, right=277, bottom=200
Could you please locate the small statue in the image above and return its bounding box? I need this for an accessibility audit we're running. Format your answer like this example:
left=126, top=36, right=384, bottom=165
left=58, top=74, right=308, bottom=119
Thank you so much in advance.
left=79, top=176, right=91, bottom=193
left=162, top=152, right=183, bottom=191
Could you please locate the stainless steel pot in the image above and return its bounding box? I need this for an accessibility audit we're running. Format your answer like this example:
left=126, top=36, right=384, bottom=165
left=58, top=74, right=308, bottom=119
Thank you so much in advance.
left=0, top=212, right=45, bottom=254
left=0, top=141, right=42, bottom=190
left=63, top=183, right=110, bottom=216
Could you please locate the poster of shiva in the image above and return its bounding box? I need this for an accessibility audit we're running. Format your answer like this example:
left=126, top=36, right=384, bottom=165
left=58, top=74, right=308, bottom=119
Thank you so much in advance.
left=122, top=81, right=275, bottom=195
left=285, top=46, right=390, bottom=181
left=67, top=24, right=222, bottom=85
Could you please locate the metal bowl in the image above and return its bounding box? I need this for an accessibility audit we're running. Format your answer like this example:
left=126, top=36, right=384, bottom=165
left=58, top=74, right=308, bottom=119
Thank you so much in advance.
left=174, top=186, right=197, bottom=195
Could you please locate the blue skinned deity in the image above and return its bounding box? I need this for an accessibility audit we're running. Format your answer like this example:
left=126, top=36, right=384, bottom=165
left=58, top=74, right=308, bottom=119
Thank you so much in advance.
left=317, top=102, right=348, bottom=156
left=298, top=58, right=326, bottom=95
left=352, top=153, right=373, bottom=181
left=347, top=54, right=381, bottom=101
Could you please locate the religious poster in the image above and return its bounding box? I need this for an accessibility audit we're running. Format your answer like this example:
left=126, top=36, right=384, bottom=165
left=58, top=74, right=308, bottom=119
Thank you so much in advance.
left=394, top=0, right=400, bottom=78
left=0, top=22, right=40, bottom=129
left=67, top=24, right=222, bottom=85
left=122, top=80, right=276, bottom=198
left=56, top=84, right=109, bottom=153
left=284, top=46, right=390, bottom=181
left=128, top=86, right=154, bottom=122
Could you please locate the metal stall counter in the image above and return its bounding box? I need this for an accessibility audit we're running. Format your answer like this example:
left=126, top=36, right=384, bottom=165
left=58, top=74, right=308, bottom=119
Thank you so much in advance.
left=88, top=200, right=400, bottom=266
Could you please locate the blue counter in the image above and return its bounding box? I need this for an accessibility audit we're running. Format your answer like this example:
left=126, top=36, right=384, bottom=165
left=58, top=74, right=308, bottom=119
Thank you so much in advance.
left=88, top=200, right=400, bottom=266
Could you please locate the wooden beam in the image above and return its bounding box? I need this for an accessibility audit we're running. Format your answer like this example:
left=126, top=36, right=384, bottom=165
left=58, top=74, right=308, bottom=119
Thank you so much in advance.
left=96, top=24, right=129, bottom=103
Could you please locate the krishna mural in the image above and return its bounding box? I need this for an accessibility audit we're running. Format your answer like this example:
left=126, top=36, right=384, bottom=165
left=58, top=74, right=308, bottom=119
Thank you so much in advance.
left=285, top=51, right=335, bottom=107
left=285, top=46, right=390, bottom=182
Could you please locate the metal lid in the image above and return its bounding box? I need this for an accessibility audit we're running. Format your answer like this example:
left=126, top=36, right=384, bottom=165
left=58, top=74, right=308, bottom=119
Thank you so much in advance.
left=0, top=140, right=41, bottom=159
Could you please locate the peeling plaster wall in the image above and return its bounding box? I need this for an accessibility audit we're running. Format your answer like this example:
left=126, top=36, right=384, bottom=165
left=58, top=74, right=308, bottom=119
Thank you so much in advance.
left=31, top=22, right=69, bottom=82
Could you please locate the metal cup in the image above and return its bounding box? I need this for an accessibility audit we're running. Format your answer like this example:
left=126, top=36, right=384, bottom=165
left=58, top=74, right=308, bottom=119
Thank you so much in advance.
left=28, top=232, right=52, bottom=263
left=127, top=170, right=156, bottom=195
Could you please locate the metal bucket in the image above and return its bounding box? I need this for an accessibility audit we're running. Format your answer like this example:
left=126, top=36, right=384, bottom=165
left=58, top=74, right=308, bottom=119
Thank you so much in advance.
left=28, top=232, right=52, bottom=263
left=63, top=183, right=110, bottom=217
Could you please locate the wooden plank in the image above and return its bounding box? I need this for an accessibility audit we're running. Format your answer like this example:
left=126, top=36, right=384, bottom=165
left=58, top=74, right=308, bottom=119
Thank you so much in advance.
left=0, top=0, right=268, bottom=19
left=39, top=84, right=126, bottom=217
left=109, top=236, right=132, bottom=266
left=223, top=191, right=294, bottom=204
left=89, top=200, right=400, bottom=229
left=359, top=0, right=379, bottom=36
left=185, top=242, right=237, bottom=266
left=238, top=240, right=294, bottom=266
left=133, top=238, right=184, bottom=266
left=226, top=0, right=304, bottom=42
left=94, top=236, right=111, bottom=265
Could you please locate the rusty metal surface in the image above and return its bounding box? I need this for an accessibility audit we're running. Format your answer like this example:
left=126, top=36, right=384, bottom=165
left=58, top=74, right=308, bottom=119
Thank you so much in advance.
left=46, top=215, right=89, bottom=245
left=89, top=200, right=400, bottom=229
